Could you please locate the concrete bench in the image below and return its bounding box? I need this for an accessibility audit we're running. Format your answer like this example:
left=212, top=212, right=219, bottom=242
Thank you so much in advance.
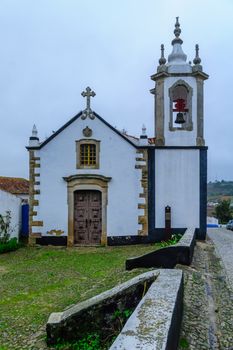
left=126, top=227, right=196, bottom=270
left=109, top=269, right=183, bottom=350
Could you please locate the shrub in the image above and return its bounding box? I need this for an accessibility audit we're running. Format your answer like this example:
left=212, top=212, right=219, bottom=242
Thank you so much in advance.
left=0, top=210, right=11, bottom=243
left=214, top=199, right=233, bottom=224
left=0, top=211, right=20, bottom=254
left=0, top=237, right=19, bottom=254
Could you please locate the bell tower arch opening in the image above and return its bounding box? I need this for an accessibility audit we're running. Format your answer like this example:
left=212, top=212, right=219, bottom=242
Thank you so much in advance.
left=169, top=80, right=193, bottom=131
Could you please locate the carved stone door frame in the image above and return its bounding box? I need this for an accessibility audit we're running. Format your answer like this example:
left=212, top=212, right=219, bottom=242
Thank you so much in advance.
left=63, top=174, right=111, bottom=246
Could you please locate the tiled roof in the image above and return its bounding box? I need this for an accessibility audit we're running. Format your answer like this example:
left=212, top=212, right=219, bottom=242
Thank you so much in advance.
left=0, top=177, right=29, bottom=195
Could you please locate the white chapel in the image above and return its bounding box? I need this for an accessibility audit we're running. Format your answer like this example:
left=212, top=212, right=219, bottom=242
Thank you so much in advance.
left=27, top=18, right=208, bottom=246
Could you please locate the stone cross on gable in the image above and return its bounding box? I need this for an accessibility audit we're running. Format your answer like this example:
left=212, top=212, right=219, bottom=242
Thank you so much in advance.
left=81, top=86, right=96, bottom=119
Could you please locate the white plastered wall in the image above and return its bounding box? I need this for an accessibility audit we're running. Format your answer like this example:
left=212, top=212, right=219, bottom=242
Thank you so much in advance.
left=0, top=189, right=21, bottom=239
left=35, top=116, right=141, bottom=237
left=164, top=76, right=197, bottom=146
left=155, top=149, right=200, bottom=228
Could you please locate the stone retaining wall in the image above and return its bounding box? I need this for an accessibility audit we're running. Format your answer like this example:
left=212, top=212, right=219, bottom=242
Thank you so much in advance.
left=126, top=227, right=196, bottom=270
left=47, top=269, right=183, bottom=349
left=110, top=269, right=183, bottom=350
left=46, top=270, right=159, bottom=345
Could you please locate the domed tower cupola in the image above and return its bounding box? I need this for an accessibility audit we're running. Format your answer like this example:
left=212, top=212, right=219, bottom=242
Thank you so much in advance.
left=167, top=17, right=191, bottom=74
left=150, top=17, right=209, bottom=146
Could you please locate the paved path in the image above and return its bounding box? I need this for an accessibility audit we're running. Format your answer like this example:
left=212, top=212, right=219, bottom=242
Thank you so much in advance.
left=178, top=240, right=233, bottom=349
left=208, top=227, right=233, bottom=291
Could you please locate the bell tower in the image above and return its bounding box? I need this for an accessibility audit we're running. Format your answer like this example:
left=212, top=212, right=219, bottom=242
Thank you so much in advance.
left=148, top=18, right=208, bottom=241
left=151, top=17, right=209, bottom=146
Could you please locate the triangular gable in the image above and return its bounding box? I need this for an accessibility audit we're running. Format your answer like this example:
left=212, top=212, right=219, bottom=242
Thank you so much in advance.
left=27, top=111, right=138, bottom=149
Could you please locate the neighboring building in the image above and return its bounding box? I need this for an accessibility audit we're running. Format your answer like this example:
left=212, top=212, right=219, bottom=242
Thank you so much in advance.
left=27, top=18, right=208, bottom=246
left=0, top=177, right=29, bottom=201
left=207, top=216, right=219, bottom=228
left=0, top=189, right=22, bottom=240
left=0, top=177, right=29, bottom=239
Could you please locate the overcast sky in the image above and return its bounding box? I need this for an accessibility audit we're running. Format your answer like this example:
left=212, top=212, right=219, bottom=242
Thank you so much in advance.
left=0, top=0, right=232, bottom=181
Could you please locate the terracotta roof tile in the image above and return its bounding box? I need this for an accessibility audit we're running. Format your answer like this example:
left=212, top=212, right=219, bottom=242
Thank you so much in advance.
left=0, top=177, right=29, bottom=195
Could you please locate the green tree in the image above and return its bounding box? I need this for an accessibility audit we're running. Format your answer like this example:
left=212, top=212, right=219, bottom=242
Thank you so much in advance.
left=214, top=200, right=233, bottom=224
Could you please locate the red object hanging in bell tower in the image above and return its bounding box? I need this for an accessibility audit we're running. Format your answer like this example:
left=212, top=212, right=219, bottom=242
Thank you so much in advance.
left=173, top=98, right=188, bottom=112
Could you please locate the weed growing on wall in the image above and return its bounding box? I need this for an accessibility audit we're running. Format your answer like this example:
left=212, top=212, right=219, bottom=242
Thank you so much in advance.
left=54, top=333, right=101, bottom=350
left=111, top=308, right=133, bottom=332
left=53, top=308, right=134, bottom=350
left=158, top=233, right=183, bottom=248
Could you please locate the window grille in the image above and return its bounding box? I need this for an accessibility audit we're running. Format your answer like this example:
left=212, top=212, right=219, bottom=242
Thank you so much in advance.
left=80, top=144, right=96, bottom=166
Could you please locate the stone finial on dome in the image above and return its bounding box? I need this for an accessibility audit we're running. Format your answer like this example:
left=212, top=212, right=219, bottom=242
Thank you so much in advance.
left=159, top=44, right=166, bottom=65
left=193, top=44, right=201, bottom=65
left=172, top=16, right=182, bottom=44
left=168, top=17, right=187, bottom=65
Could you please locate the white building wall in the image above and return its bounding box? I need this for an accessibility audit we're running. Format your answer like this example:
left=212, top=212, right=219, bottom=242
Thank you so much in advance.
left=155, top=149, right=200, bottom=228
left=0, top=189, right=21, bottom=239
left=163, top=76, right=197, bottom=146
left=36, top=116, right=141, bottom=237
left=16, top=194, right=29, bottom=202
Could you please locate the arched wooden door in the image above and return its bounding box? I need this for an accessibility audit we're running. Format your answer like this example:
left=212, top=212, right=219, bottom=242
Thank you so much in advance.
left=74, top=190, right=102, bottom=245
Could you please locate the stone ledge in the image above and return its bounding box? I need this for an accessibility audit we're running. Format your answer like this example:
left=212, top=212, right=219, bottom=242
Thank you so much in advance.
left=126, top=227, right=196, bottom=270
left=138, top=203, right=146, bottom=209
left=31, top=220, right=43, bottom=227
left=109, top=269, right=183, bottom=350
left=30, top=233, right=42, bottom=238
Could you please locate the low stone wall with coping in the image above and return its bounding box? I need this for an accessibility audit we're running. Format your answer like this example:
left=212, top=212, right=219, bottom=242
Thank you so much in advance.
left=46, top=270, right=159, bottom=345
left=126, top=227, right=196, bottom=270
left=110, top=269, right=183, bottom=350
left=46, top=269, right=183, bottom=349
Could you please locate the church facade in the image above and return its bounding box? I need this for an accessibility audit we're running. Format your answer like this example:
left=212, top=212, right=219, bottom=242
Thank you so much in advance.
left=27, top=18, right=208, bottom=246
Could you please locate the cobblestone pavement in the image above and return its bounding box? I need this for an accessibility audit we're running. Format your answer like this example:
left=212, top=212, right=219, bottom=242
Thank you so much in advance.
left=178, top=238, right=233, bottom=350
left=208, top=228, right=233, bottom=291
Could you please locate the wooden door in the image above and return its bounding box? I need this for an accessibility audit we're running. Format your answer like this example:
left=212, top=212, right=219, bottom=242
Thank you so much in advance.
left=74, top=190, right=102, bottom=245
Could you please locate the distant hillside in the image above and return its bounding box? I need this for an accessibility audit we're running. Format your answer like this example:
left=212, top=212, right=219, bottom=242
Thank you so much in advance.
left=207, top=181, right=233, bottom=202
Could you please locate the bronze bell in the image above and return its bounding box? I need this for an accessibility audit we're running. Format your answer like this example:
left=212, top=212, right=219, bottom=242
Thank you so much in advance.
left=175, top=112, right=185, bottom=124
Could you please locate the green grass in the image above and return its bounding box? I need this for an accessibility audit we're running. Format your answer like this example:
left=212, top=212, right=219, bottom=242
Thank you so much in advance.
left=0, top=244, right=158, bottom=349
